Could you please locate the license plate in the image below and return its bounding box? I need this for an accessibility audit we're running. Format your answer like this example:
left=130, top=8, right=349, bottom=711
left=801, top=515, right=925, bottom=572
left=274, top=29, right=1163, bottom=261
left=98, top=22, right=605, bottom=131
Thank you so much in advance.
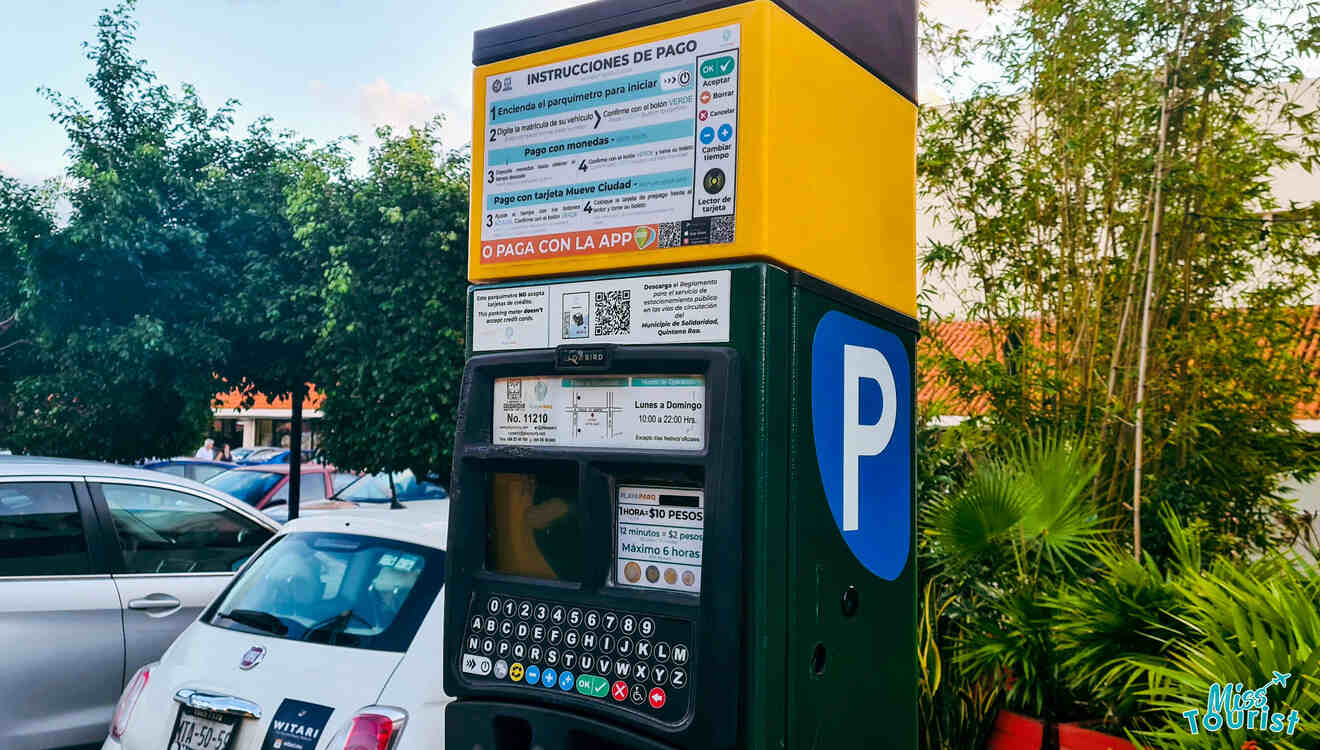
left=169, top=705, right=238, bottom=750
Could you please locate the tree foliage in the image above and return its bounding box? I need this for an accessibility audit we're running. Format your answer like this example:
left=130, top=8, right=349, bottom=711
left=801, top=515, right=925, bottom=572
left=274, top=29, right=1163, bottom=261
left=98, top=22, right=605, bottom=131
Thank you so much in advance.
left=289, top=120, right=470, bottom=481
left=920, top=0, right=1320, bottom=560
left=2, top=1, right=332, bottom=465
left=10, top=2, right=229, bottom=460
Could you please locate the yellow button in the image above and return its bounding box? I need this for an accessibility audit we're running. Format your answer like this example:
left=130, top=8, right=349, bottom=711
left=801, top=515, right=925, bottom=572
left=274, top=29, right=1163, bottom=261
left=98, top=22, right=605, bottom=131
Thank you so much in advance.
left=509, top=663, right=525, bottom=682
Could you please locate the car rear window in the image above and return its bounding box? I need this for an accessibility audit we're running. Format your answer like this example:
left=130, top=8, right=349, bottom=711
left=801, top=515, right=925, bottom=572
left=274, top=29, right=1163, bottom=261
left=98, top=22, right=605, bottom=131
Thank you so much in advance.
left=206, top=532, right=443, bottom=652
left=206, top=470, right=282, bottom=506
left=338, top=471, right=448, bottom=503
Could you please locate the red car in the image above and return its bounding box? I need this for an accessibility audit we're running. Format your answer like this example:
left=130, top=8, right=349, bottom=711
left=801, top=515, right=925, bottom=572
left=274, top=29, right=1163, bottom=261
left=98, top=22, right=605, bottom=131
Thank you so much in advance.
left=204, top=463, right=358, bottom=511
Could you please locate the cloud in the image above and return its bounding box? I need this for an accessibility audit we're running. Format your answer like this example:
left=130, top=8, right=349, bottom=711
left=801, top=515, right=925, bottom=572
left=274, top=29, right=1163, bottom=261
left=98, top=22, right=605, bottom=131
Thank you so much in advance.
left=357, top=78, right=438, bottom=132
left=342, top=78, right=472, bottom=172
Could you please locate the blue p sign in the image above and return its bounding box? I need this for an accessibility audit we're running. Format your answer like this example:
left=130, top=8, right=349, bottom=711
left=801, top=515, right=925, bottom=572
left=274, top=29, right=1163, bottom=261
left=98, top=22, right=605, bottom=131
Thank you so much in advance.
left=811, top=310, right=912, bottom=581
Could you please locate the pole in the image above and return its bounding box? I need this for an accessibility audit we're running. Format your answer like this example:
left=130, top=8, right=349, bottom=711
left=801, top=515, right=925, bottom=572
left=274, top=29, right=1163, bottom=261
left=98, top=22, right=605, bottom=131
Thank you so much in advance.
left=288, top=383, right=305, bottom=521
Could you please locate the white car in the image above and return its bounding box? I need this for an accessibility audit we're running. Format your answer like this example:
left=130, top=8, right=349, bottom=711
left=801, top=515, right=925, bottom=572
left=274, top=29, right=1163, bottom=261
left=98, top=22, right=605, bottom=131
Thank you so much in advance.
left=103, top=506, right=451, bottom=750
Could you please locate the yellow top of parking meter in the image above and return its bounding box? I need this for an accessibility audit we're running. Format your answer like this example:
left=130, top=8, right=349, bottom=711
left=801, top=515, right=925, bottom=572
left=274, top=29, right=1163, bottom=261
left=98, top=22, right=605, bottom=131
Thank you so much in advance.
left=469, top=0, right=917, bottom=316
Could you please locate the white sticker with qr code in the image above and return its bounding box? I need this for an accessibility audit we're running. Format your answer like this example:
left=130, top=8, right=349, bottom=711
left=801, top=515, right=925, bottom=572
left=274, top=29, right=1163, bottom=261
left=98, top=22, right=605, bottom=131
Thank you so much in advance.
left=472, top=270, right=730, bottom=351
left=493, top=374, right=706, bottom=451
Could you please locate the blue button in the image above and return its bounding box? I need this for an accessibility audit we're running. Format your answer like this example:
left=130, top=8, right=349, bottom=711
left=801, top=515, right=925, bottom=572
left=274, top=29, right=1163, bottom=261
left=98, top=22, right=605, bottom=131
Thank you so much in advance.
left=558, top=670, right=575, bottom=691
left=718, top=124, right=733, bottom=142
left=700, top=127, right=716, bottom=144
left=525, top=665, right=540, bottom=685
left=541, top=667, right=558, bottom=688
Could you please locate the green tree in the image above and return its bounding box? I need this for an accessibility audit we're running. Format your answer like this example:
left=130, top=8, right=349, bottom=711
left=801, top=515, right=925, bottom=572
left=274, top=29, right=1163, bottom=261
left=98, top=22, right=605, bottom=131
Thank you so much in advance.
left=12, top=2, right=228, bottom=460
left=919, top=0, right=1320, bottom=560
left=207, top=122, right=326, bottom=516
left=0, top=176, right=55, bottom=440
left=289, top=120, right=469, bottom=483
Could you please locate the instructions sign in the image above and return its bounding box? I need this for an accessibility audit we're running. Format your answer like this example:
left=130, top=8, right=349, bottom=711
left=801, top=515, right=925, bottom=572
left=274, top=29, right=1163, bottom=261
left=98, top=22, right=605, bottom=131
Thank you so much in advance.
left=479, top=25, right=740, bottom=264
left=615, top=485, right=703, bottom=595
left=493, top=375, right=705, bottom=451
left=472, top=269, right=730, bottom=351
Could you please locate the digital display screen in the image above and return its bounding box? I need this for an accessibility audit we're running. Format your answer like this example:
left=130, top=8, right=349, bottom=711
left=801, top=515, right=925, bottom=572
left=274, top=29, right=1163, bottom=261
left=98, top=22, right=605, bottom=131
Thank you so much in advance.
left=487, top=468, right=584, bottom=582
left=615, top=485, right=703, bottom=595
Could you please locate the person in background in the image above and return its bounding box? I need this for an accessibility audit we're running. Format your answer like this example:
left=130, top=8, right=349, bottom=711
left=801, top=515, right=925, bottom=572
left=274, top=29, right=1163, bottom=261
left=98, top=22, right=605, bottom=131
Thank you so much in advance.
left=215, top=443, right=234, bottom=462
left=194, top=438, right=215, bottom=460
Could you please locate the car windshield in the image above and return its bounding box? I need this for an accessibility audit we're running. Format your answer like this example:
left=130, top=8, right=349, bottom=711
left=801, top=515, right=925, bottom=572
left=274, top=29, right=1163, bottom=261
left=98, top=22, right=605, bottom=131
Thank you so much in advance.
left=336, top=471, right=448, bottom=503
left=206, top=470, right=282, bottom=506
left=207, top=532, right=443, bottom=652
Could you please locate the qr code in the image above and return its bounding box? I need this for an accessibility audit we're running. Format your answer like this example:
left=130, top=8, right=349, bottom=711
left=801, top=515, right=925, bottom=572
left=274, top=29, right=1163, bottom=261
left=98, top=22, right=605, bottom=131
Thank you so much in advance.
left=657, top=222, right=683, bottom=248
left=593, top=289, right=632, bottom=336
left=710, top=216, right=735, bottom=244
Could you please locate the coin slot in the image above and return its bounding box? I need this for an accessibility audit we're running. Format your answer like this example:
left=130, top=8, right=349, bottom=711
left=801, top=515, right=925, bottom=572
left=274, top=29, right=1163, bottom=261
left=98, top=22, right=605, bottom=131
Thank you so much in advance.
left=810, top=643, right=827, bottom=677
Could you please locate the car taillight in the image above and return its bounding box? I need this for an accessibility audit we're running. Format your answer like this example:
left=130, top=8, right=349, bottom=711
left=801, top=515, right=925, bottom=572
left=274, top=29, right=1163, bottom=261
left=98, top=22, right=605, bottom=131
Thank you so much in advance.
left=110, top=663, right=153, bottom=739
left=327, top=706, right=408, bottom=750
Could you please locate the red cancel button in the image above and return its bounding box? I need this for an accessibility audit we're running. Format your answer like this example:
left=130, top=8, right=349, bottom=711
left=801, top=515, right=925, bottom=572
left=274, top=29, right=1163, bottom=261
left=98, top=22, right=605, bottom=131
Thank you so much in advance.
left=612, top=681, right=629, bottom=701
left=648, top=686, right=666, bottom=709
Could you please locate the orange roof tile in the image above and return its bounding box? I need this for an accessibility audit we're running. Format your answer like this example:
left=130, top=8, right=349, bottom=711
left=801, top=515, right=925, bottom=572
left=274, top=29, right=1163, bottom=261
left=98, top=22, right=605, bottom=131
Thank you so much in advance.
left=1296, top=306, right=1320, bottom=420
left=921, top=307, right=1320, bottom=421
left=214, top=385, right=325, bottom=412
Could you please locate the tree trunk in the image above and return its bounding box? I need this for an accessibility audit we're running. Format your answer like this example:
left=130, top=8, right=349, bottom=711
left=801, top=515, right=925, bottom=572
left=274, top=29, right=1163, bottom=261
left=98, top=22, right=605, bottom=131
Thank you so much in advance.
left=389, top=471, right=403, bottom=510
left=288, top=383, right=305, bottom=521
left=1133, top=22, right=1185, bottom=561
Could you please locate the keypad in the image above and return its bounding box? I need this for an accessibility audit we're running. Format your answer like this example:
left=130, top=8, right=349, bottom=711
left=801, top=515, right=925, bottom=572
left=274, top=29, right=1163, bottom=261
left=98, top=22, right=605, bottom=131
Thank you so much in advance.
left=461, top=594, right=692, bottom=723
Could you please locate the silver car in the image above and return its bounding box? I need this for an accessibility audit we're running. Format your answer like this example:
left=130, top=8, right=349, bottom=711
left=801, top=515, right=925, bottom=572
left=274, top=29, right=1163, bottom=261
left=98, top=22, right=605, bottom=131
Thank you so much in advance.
left=0, top=456, right=280, bottom=750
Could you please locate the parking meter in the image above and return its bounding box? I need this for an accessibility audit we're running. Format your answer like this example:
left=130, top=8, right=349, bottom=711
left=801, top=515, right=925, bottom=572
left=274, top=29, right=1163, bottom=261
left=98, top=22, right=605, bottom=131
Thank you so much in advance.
left=445, top=2, right=917, bottom=749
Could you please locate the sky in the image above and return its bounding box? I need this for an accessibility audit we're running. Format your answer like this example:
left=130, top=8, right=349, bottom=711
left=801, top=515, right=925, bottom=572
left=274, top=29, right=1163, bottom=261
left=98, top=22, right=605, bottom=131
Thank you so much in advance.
left=0, top=0, right=997, bottom=185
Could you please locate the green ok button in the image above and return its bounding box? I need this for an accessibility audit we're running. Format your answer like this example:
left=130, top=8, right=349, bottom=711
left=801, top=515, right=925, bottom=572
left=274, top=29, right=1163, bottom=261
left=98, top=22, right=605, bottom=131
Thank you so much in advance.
left=576, top=675, right=609, bottom=698
left=700, top=55, right=736, bottom=78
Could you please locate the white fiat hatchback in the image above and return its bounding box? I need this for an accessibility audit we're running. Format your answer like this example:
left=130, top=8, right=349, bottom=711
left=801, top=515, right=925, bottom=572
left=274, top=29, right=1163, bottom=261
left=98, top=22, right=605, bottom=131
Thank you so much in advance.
left=102, top=507, right=450, bottom=750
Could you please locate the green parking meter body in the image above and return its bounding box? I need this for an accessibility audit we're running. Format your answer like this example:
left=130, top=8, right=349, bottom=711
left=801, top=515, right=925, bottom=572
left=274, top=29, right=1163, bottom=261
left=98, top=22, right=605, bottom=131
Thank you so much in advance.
left=443, top=264, right=917, bottom=750
left=446, top=0, right=917, bottom=748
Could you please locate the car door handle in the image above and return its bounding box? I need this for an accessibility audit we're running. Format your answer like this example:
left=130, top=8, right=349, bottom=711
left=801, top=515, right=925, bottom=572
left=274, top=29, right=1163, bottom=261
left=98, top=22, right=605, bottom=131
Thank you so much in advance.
left=128, top=595, right=182, bottom=611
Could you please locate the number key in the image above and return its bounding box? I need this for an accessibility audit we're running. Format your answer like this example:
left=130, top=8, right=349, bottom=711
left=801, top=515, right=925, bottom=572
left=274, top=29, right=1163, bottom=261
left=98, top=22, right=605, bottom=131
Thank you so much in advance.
left=585, top=611, right=600, bottom=629
left=568, top=608, right=583, bottom=627
left=535, top=603, right=549, bottom=621
left=602, top=612, right=619, bottom=632
left=621, top=615, right=637, bottom=635
left=518, top=601, right=532, bottom=619
left=639, top=618, right=656, bottom=637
